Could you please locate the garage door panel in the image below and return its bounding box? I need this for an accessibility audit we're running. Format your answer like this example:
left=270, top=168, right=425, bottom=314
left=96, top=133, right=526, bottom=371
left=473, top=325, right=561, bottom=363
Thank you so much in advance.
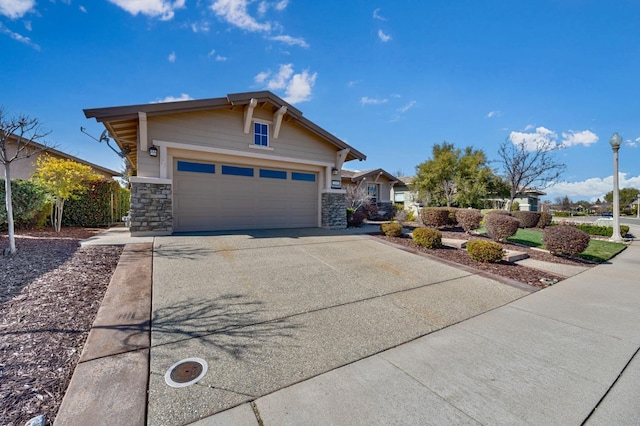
left=174, top=160, right=318, bottom=232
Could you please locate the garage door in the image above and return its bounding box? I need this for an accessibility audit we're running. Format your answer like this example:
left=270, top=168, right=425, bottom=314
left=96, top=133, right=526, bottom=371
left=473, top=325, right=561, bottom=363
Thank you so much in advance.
left=173, top=159, right=318, bottom=232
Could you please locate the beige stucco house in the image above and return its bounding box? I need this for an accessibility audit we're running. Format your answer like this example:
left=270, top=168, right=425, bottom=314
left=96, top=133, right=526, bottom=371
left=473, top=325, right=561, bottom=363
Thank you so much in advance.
left=341, top=168, right=398, bottom=215
left=84, top=91, right=367, bottom=235
left=1, top=134, right=118, bottom=180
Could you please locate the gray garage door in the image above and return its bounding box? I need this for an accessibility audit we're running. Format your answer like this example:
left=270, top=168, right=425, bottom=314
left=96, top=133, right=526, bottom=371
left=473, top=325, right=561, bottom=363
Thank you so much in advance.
left=173, top=159, right=318, bottom=232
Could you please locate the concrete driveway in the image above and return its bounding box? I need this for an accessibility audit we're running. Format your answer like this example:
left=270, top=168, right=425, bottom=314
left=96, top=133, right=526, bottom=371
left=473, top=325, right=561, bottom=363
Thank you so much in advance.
left=148, top=228, right=530, bottom=425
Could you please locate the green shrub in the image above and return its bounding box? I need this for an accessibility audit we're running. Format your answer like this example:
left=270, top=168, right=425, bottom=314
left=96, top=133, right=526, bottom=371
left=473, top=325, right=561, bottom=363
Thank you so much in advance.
left=510, top=201, right=520, bottom=211
left=62, top=180, right=128, bottom=227
left=543, top=225, right=590, bottom=256
left=554, top=211, right=572, bottom=217
left=511, top=211, right=541, bottom=228
left=0, top=179, right=48, bottom=229
left=485, top=214, right=520, bottom=242
left=536, top=212, right=553, bottom=228
left=412, top=227, right=442, bottom=249
left=380, top=222, right=403, bottom=237
left=466, top=239, right=505, bottom=263
left=571, top=223, right=630, bottom=238
left=455, top=209, right=482, bottom=233
left=406, top=210, right=416, bottom=222
left=420, top=208, right=450, bottom=227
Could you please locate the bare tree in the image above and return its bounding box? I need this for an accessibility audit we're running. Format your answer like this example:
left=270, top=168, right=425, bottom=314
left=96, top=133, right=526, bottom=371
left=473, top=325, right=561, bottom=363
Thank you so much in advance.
left=0, top=108, right=51, bottom=254
left=344, top=181, right=373, bottom=211
left=498, top=138, right=566, bottom=209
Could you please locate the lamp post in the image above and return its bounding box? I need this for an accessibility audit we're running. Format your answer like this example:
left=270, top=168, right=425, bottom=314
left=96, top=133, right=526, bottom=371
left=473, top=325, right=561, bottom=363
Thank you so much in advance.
left=609, top=132, right=623, bottom=242
left=637, top=193, right=640, bottom=220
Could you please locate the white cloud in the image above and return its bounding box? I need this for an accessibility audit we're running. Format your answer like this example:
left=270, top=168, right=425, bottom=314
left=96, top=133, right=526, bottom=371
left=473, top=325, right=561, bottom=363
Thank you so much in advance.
left=378, top=29, right=391, bottom=42
left=361, top=96, right=388, bottom=106
left=108, top=0, right=185, bottom=21
left=372, top=8, right=386, bottom=21
left=0, top=0, right=35, bottom=19
left=79, top=5, right=87, bottom=13
left=524, top=124, right=535, bottom=131
left=269, top=34, right=309, bottom=48
left=487, top=110, right=501, bottom=118
left=399, top=100, right=416, bottom=113
left=215, top=55, right=227, bottom=61
left=255, top=64, right=316, bottom=104
left=509, top=126, right=558, bottom=151
left=545, top=173, right=640, bottom=202
left=152, top=93, right=193, bottom=103
left=560, top=130, right=598, bottom=148
left=347, top=80, right=361, bottom=88
left=0, top=22, right=39, bottom=49
left=168, top=51, right=176, bottom=62
left=284, top=69, right=316, bottom=104
left=24, top=20, right=31, bottom=31
left=191, top=21, right=210, bottom=32
left=258, top=0, right=288, bottom=14
left=625, top=137, right=639, bottom=148
left=211, top=0, right=271, bottom=32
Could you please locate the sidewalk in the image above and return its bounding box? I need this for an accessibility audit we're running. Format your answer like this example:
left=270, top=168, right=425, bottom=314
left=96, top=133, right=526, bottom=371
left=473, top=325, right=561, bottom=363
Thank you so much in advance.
left=201, top=231, right=640, bottom=425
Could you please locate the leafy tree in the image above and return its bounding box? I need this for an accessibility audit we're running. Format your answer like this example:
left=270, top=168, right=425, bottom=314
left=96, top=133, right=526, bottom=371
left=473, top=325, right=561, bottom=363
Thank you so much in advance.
left=0, top=108, right=51, bottom=254
left=413, top=142, right=497, bottom=208
left=497, top=137, right=566, bottom=209
left=31, top=156, right=102, bottom=232
left=604, top=187, right=639, bottom=207
left=554, top=195, right=571, bottom=211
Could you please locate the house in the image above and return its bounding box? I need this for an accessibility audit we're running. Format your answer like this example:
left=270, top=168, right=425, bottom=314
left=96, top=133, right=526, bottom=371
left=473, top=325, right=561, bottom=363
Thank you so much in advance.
left=84, top=91, right=367, bottom=235
left=1, top=134, right=119, bottom=180
left=390, top=176, right=422, bottom=216
left=341, top=168, right=397, bottom=217
left=486, top=188, right=546, bottom=212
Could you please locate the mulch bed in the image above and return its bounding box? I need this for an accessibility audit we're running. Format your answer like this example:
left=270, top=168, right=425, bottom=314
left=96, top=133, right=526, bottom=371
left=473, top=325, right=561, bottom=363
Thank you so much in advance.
left=373, top=227, right=594, bottom=288
left=0, top=228, right=123, bottom=426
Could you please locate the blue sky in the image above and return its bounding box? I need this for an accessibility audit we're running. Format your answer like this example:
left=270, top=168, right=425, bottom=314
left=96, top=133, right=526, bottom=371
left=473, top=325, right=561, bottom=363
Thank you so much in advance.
left=1, top=0, right=639, bottom=202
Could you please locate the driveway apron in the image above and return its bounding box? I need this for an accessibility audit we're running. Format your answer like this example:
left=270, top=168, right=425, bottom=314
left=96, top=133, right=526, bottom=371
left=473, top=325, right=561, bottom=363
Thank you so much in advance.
left=147, top=229, right=529, bottom=425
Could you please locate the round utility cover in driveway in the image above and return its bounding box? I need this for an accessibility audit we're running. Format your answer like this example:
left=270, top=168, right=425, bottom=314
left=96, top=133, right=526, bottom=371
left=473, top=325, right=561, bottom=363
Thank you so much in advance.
left=164, top=358, right=208, bottom=388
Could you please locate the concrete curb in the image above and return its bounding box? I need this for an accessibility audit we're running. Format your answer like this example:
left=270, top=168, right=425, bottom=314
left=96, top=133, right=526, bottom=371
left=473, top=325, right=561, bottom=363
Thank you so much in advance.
left=54, top=243, right=153, bottom=426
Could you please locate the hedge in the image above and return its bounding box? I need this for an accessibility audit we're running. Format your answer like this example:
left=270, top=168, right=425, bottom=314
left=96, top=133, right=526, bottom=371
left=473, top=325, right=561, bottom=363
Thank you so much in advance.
left=62, top=180, right=129, bottom=227
left=485, top=214, right=520, bottom=242
left=0, top=179, right=48, bottom=229
left=543, top=225, right=590, bottom=256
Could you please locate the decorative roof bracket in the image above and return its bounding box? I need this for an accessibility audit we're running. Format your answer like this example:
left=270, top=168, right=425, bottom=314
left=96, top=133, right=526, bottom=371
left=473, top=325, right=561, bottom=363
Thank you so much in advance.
left=243, top=98, right=258, bottom=134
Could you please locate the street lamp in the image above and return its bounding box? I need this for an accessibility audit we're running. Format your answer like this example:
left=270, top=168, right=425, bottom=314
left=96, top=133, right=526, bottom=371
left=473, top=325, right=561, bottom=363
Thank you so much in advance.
left=609, top=132, right=623, bottom=242
left=637, top=193, right=640, bottom=220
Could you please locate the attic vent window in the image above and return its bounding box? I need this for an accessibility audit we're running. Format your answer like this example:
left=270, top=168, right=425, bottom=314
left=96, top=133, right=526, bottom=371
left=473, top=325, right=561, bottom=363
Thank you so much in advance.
left=254, top=122, right=269, bottom=147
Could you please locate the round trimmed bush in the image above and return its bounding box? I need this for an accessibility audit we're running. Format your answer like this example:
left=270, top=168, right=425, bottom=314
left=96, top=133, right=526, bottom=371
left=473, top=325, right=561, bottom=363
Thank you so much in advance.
left=543, top=225, right=590, bottom=256
left=511, top=211, right=541, bottom=228
left=536, top=211, right=553, bottom=228
left=380, top=222, right=403, bottom=237
left=412, top=227, right=442, bottom=249
left=485, top=214, right=520, bottom=242
left=455, top=209, right=482, bottom=233
left=420, top=208, right=450, bottom=227
left=466, top=240, right=505, bottom=263
left=487, top=209, right=512, bottom=216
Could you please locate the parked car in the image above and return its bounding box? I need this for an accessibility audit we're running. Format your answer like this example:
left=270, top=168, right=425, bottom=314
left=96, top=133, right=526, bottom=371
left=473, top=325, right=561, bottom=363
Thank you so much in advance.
left=601, top=211, right=613, bottom=217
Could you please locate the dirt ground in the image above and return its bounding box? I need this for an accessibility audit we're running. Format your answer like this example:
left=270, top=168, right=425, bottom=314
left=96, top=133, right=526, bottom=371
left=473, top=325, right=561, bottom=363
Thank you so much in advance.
left=374, top=227, right=593, bottom=288
left=0, top=228, right=122, bottom=426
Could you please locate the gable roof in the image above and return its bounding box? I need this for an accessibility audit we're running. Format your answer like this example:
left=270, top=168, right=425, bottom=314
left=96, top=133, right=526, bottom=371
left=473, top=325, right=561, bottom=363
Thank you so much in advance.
left=4, top=133, right=119, bottom=178
left=341, top=168, right=398, bottom=182
left=84, top=91, right=366, bottom=170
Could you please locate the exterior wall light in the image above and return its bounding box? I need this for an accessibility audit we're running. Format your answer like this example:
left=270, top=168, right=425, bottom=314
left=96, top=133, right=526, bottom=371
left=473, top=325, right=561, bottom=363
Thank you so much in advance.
left=148, top=146, right=158, bottom=157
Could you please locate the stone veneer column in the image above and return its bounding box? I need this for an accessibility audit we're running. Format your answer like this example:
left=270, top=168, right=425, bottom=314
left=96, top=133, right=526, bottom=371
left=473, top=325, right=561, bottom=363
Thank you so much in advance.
left=129, top=181, right=173, bottom=235
left=321, top=191, right=346, bottom=229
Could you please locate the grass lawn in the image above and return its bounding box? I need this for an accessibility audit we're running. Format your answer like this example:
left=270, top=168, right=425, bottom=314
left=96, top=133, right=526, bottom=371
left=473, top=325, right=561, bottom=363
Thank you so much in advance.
left=477, top=227, right=627, bottom=263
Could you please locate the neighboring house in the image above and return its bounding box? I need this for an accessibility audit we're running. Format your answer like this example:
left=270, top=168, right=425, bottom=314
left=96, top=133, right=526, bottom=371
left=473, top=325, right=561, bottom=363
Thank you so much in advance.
left=390, top=176, right=422, bottom=216
left=1, top=134, right=119, bottom=180
left=84, top=91, right=367, bottom=235
left=341, top=168, right=397, bottom=216
left=486, top=188, right=546, bottom=212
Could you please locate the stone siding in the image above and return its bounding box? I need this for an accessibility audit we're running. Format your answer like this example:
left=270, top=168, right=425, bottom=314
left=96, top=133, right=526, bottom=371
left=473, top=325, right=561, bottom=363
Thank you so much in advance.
left=321, top=192, right=346, bottom=229
left=130, top=182, right=173, bottom=234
